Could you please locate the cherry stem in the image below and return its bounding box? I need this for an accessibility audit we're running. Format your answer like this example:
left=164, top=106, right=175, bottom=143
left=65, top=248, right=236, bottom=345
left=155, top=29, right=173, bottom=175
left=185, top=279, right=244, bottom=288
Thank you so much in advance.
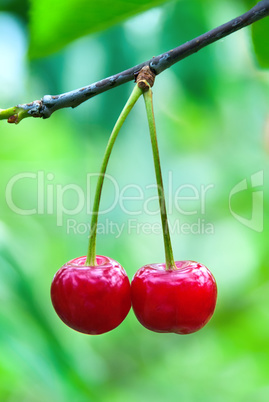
left=86, top=84, right=143, bottom=266
left=143, top=88, right=176, bottom=271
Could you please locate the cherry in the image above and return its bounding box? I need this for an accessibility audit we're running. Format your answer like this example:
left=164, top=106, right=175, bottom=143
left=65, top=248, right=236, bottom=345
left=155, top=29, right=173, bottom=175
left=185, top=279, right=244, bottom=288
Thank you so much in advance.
left=131, top=260, right=217, bottom=334
left=51, top=255, right=131, bottom=335
left=50, top=86, right=143, bottom=335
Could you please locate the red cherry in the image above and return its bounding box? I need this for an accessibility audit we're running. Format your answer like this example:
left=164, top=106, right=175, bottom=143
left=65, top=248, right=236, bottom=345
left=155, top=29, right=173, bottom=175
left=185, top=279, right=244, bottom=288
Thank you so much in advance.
left=131, top=261, right=217, bottom=334
left=51, top=255, right=131, bottom=335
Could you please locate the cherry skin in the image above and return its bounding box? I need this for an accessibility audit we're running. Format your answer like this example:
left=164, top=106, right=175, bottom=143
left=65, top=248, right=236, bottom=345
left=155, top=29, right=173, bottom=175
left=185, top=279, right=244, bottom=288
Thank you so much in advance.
left=131, top=261, right=217, bottom=334
left=51, top=255, right=131, bottom=335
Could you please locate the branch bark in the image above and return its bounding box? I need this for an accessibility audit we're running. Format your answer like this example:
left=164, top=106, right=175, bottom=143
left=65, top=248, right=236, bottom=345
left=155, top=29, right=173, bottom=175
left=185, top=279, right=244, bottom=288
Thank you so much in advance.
left=1, top=0, right=269, bottom=124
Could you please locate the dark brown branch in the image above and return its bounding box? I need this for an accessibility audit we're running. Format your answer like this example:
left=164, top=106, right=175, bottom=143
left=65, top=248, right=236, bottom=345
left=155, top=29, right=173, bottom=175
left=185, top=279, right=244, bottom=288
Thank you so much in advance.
left=1, top=0, right=269, bottom=123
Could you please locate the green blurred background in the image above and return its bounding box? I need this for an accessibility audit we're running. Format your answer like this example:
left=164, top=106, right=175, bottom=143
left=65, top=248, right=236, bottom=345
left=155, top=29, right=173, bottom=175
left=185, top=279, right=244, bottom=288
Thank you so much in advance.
left=0, top=0, right=269, bottom=401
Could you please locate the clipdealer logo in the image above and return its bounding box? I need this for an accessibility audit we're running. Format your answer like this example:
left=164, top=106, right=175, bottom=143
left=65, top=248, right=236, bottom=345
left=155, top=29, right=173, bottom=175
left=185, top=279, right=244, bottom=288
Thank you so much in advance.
left=5, top=170, right=215, bottom=235
left=229, top=170, right=263, bottom=232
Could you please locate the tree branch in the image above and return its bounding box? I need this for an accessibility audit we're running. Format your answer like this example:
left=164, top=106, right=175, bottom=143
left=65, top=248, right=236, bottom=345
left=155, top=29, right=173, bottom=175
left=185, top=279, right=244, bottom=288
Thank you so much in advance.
left=1, top=0, right=269, bottom=124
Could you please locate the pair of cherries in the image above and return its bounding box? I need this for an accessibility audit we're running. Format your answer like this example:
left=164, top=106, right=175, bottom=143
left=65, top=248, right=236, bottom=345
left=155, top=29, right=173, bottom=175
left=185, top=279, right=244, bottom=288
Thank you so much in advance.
left=51, top=255, right=217, bottom=335
left=51, top=78, right=217, bottom=336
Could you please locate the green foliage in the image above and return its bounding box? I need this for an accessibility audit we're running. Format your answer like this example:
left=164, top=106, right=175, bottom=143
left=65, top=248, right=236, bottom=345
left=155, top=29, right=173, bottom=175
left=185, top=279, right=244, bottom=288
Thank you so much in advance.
left=252, top=16, right=269, bottom=67
left=29, top=0, right=172, bottom=58
left=28, top=0, right=269, bottom=67
left=242, top=0, right=269, bottom=68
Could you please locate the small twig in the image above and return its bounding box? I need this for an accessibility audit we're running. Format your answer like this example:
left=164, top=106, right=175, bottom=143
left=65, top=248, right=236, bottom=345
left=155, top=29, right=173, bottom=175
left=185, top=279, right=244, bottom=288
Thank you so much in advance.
left=1, top=0, right=268, bottom=124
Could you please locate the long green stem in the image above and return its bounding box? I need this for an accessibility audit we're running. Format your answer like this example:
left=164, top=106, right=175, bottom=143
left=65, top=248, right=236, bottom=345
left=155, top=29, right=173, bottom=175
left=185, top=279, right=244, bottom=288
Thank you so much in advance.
left=86, top=84, right=143, bottom=266
left=143, top=88, right=176, bottom=271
